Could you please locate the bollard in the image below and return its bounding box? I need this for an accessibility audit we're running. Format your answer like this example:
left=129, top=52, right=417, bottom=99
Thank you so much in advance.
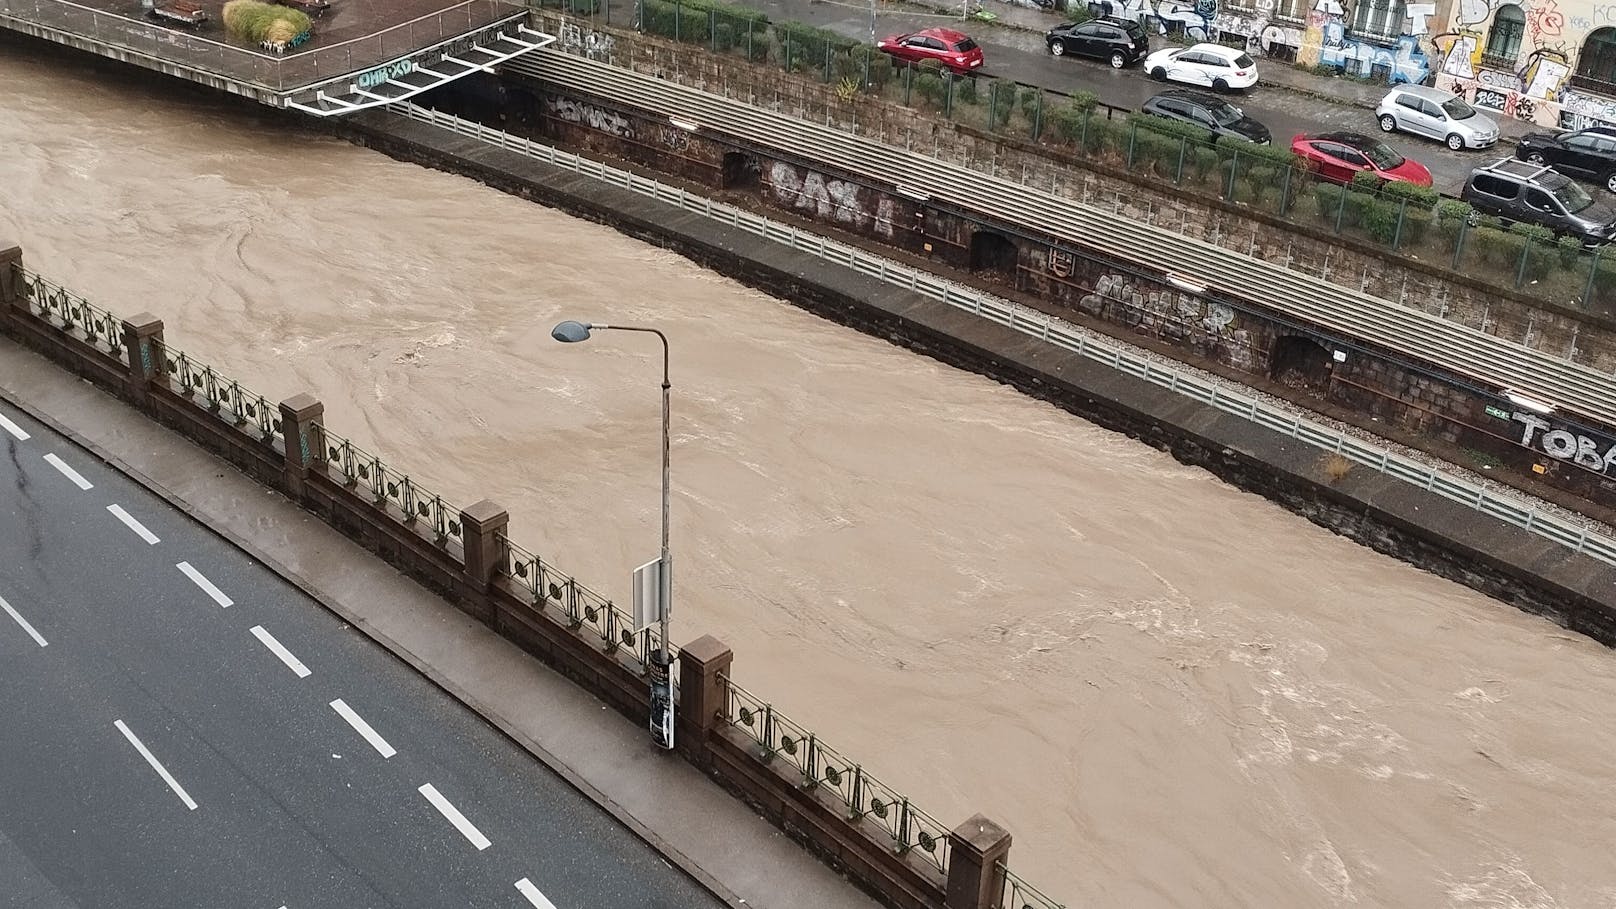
left=0, top=245, right=21, bottom=307
left=676, top=634, right=733, bottom=765
left=458, top=499, right=509, bottom=594
left=119, top=313, right=166, bottom=408
left=278, top=393, right=325, bottom=501
left=945, top=814, right=1013, bottom=909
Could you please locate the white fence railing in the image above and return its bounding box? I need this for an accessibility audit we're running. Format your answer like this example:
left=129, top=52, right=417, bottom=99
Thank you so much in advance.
left=386, top=100, right=1616, bottom=568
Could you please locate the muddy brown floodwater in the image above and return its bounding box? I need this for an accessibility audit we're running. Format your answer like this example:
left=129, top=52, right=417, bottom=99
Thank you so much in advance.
left=4, top=46, right=1616, bottom=908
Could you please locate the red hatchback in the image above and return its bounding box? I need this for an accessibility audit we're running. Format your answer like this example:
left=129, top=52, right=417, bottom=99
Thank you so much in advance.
left=1291, top=131, right=1433, bottom=187
left=877, top=27, right=985, bottom=75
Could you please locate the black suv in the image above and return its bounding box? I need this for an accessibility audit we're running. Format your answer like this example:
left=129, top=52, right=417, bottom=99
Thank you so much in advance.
left=1460, top=158, right=1616, bottom=244
left=1515, top=127, right=1616, bottom=193
left=1139, top=90, right=1271, bottom=144
left=1045, top=17, right=1149, bottom=68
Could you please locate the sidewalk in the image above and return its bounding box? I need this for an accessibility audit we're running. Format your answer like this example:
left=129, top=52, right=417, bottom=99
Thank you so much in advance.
left=0, top=334, right=880, bottom=909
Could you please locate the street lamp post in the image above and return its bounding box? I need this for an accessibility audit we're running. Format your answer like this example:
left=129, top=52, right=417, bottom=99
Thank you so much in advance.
left=551, top=319, right=676, bottom=751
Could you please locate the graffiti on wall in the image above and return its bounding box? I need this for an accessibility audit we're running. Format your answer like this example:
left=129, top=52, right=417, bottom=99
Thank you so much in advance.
left=545, top=97, right=634, bottom=138
left=1218, top=0, right=1438, bottom=82
left=767, top=162, right=895, bottom=238
left=1089, top=0, right=1216, bottom=39
left=1512, top=412, right=1616, bottom=474
left=558, top=21, right=616, bottom=60
left=1079, top=273, right=1255, bottom=370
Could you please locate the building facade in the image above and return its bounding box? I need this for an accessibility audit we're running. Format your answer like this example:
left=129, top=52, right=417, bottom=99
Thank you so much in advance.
left=1197, top=0, right=1616, bottom=129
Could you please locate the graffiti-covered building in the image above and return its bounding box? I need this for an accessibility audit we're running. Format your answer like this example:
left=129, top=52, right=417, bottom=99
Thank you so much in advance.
left=1429, top=0, right=1616, bottom=129
left=1212, top=0, right=1450, bottom=85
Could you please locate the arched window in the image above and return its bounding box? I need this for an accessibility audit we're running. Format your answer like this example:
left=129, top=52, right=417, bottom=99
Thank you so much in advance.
left=1577, top=28, right=1616, bottom=88
left=1484, top=4, right=1525, bottom=64
left=1350, top=0, right=1407, bottom=39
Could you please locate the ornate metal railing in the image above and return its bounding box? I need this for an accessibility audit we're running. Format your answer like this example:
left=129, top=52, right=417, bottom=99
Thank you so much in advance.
left=722, top=675, right=953, bottom=874
left=322, top=429, right=463, bottom=544
left=999, top=864, right=1065, bottom=909
left=19, top=269, right=126, bottom=361
left=150, top=337, right=284, bottom=445
left=495, top=533, right=661, bottom=670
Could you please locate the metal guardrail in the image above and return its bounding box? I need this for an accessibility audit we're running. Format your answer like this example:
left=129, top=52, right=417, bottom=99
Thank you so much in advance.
left=999, top=862, right=1065, bottom=909
left=503, top=50, right=1616, bottom=433
left=386, top=100, right=1616, bottom=567
left=722, top=675, right=956, bottom=875
left=324, top=430, right=464, bottom=544
left=0, top=0, right=518, bottom=90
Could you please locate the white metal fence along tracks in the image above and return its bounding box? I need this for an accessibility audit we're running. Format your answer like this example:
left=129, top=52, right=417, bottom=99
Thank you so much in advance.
left=385, top=100, right=1616, bottom=568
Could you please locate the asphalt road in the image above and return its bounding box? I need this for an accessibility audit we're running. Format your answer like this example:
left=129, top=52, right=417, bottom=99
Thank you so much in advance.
left=597, top=0, right=1503, bottom=193
left=0, top=402, right=725, bottom=909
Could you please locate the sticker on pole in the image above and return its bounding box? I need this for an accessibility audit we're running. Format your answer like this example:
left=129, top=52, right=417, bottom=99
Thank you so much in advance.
left=633, top=556, right=667, bottom=633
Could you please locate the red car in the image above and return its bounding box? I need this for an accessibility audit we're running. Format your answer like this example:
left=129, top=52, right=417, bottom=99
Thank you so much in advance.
left=1291, top=131, right=1433, bottom=187
left=876, top=27, right=985, bottom=75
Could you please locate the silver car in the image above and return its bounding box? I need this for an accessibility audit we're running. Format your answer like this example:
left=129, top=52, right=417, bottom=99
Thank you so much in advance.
left=1375, top=85, right=1499, bottom=151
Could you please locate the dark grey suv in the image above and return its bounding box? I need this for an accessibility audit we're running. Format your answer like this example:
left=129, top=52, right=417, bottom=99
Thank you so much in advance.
left=1460, top=158, right=1616, bottom=245
left=1139, top=90, right=1271, bottom=144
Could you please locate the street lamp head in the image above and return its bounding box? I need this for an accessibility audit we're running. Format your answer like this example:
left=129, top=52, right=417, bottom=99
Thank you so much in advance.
left=551, top=320, right=594, bottom=343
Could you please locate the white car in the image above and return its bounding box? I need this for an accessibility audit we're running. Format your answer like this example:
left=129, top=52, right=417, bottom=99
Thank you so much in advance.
left=1143, top=43, right=1258, bottom=91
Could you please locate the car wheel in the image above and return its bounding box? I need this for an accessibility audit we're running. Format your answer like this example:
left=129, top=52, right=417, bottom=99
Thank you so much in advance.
left=1466, top=210, right=1481, bottom=227
left=1378, top=114, right=1396, bottom=133
left=1524, top=151, right=1547, bottom=165
left=1446, top=133, right=1465, bottom=151
left=1110, top=50, right=1125, bottom=68
left=1150, top=66, right=1166, bottom=80
left=1605, top=171, right=1616, bottom=194
left=1049, top=40, right=1065, bottom=56
left=1212, top=77, right=1229, bottom=91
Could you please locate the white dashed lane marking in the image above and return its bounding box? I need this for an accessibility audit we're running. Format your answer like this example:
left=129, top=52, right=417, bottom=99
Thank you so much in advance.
left=176, top=561, right=232, bottom=608
left=107, top=505, right=159, bottom=545
left=42, top=453, right=93, bottom=490
left=515, top=879, right=559, bottom=908
left=0, top=411, right=29, bottom=441
left=418, top=784, right=491, bottom=851
left=113, top=719, right=197, bottom=811
left=249, top=625, right=311, bottom=678
left=329, top=699, right=395, bottom=759
left=0, top=593, right=48, bottom=647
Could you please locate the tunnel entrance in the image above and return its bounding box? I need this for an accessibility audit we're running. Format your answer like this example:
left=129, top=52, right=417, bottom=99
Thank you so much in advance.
left=1269, top=335, right=1332, bottom=391
left=969, top=229, right=1018, bottom=276
left=721, top=152, right=760, bottom=190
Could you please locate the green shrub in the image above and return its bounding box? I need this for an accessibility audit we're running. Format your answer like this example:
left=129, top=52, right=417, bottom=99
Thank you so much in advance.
left=1314, top=182, right=1344, bottom=220
left=1361, top=198, right=1402, bottom=244
left=1380, top=179, right=1440, bottom=208
left=642, top=0, right=764, bottom=42
left=1472, top=226, right=1516, bottom=267
left=987, top=81, right=1017, bottom=129
left=1190, top=145, right=1221, bottom=183
left=1558, top=234, right=1586, bottom=270
left=1019, top=86, right=1042, bottom=123
left=1342, top=189, right=1375, bottom=227
left=913, top=71, right=946, bottom=106
left=1437, top=199, right=1473, bottom=224
left=222, top=0, right=310, bottom=44
left=1349, top=169, right=1381, bottom=192
left=1133, top=113, right=1213, bottom=147
left=953, top=74, right=979, bottom=105
left=1245, top=164, right=1278, bottom=206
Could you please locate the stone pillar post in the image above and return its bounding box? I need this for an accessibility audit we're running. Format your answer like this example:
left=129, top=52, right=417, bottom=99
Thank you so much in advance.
left=945, top=814, right=1013, bottom=909
left=278, top=393, right=325, bottom=501
left=676, top=634, right=733, bottom=765
left=458, top=499, right=508, bottom=593
left=0, top=245, right=21, bottom=308
left=119, top=313, right=166, bottom=407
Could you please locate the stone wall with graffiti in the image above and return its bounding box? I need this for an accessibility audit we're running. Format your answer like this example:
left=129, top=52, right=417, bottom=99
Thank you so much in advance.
left=1430, top=0, right=1616, bottom=128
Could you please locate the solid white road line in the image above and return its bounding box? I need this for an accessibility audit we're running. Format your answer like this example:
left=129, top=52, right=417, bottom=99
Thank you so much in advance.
left=329, top=699, right=395, bottom=758
left=418, top=784, right=491, bottom=851
left=0, top=412, right=29, bottom=441
left=42, top=453, right=93, bottom=490
left=175, top=562, right=233, bottom=608
left=0, top=594, right=48, bottom=648
left=249, top=625, right=311, bottom=678
left=113, top=719, right=197, bottom=811
left=106, top=504, right=159, bottom=545
left=515, top=879, right=559, bottom=909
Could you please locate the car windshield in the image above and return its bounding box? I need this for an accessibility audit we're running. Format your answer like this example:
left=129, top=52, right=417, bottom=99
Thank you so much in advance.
left=1553, top=179, right=1594, bottom=213
left=1359, top=140, right=1404, bottom=170
left=1234, top=53, right=1255, bottom=68
left=1441, top=97, right=1477, bottom=120
left=1209, top=102, right=1244, bottom=126
left=954, top=38, right=978, bottom=51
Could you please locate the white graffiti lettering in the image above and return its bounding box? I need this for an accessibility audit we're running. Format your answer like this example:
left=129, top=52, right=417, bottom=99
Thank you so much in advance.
left=1512, top=411, right=1616, bottom=471
left=768, top=162, right=894, bottom=238
left=544, top=97, right=633, bottom=139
